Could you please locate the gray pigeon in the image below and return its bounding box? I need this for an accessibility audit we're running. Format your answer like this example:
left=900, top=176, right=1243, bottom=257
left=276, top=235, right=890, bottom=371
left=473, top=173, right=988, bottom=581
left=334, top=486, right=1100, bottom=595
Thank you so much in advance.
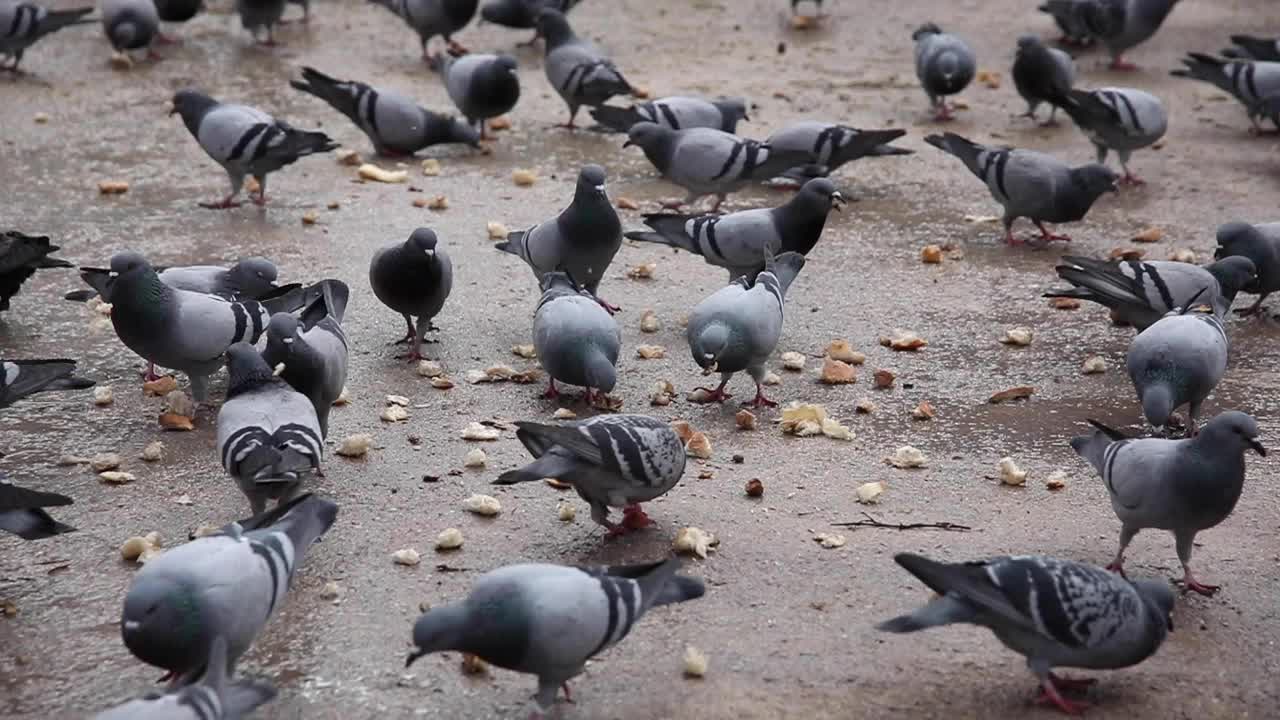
left=405, top=558, right=705, bottom=714
left=1011, top=35, right=1075, bottom=125
left=538, top=8, right=631, bottom=127
left=624, top=123, right=810, bottom=211
left=1082, top=0, right=1181, bottom=70
left=0, top=2, right=92, bottom=71
left=1, top=358, right=94, bottom=408
left=291, top=66, right=479, bottom=157
left=1222, top=35, right=1280, bottom=63
left=100, top=0, right=159, bottom=57
left=217, top=343, right=324, bottom=515
left=496, top=165, right=621, bottom=310
left=1045, top=255, right=1257, bottom=329
left=170, top=89, right=338, bottom=209
left=369, top=228, right=453, bottom=362
left=71, top=256, right=287, bottom=304
left=91, top=636, right=277, bottom=720
left=686, top=252, right=806, bottom=407
left=764, top=122, right=912, bottom=182
left=0, top=477, right=75, bottom=540
left=912, top=23, right=976, bottom=121
left=1, top=230, right=73, bottom=312
left=878, top=553, right=1174, bottom=715
left=1214, top=221, right=1280, bottom=316
left=481, top=0, right=580, bottom=45
left=494, top=414, right=686, bottom=535
left=1058, top=87, right=1167, bottom=185
left=122, top=493, right=338, bottom=686
left=235, top=0, right=285, bottom=44
left=1072, top=412, right=1265, bottom=596
left=925, top=132, right=1118, bottom=245
left=368, top=0, right=477, bottom=59
left=435, top=53, right=520, bottom=138
left=1171, top=54, right=1280, bottom=133
left=528, top=272, right=620, bottom=402
left=1038, top=0, right=1096, bottom=47
left=1127, top=307, right=1226, bottom=434
left=260, top=280, right=348, bottom=437
left=589, top=96, right=749, bottom=134
left=624, top=177, right=843, bottom=282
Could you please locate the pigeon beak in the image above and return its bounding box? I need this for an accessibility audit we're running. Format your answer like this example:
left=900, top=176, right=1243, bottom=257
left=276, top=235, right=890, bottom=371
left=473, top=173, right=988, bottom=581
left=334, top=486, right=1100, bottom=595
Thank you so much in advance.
left=743, top=113, right=750, bottom=122
left=405, top=649, right=427, bottom=668
left=1249, top=439, right=1266, bottom=456
left=831, top=192, right=845, bottom=211
left=167, top=102, right=177, bottom=116
left=622, top=139, right=635, bottom=149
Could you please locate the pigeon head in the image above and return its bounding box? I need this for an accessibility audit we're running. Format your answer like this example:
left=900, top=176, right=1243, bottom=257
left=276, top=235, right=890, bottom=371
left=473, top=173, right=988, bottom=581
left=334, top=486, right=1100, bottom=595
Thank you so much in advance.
left=109, top=251, right=151, bottom=279
left=690, top=322, right=731, bottom=372
left=576, top=164, right=608, bottom=197
left=1198, top=411, right=1266, bottom=457
left=1204, top=255, right=1258, bottom=302
left=1073, top=163, right=1120, bottom=197
left=624, top=122, right=676, bottom=170
left=170, top=90, right=218, bottom=137
left=225, top=341, right=275, bottom=397
left=1139, top=384, right=1175, bottom=431
left=121, top=571, right=209, bottom=674
left=1131, top=579, right=1176, bottom=633
left=535, top=8, right=574, bottom=49
left=538, top=271, right=581, bottom=298
left=1214, top=222, right=1269, bottom=294
left=796, top=178, right=844, bottom=213
left=912, top=22, right=942, bottom=41
left=1015, top=34, right=1044, bottom=52
left=230, top=257, right=279, bottom=296
left=714, top=97, right=750, bottom=124
left=406, top=228, right=439, bottom=256
left=405, top=603, right=469, bottom=667
left=265, top=312, right=301, bottom=352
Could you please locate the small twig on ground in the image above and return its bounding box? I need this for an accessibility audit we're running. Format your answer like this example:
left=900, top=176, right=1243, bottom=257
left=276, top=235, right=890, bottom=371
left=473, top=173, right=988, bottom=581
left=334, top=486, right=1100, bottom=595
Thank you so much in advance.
left=832, top=512, right=971, bottom=532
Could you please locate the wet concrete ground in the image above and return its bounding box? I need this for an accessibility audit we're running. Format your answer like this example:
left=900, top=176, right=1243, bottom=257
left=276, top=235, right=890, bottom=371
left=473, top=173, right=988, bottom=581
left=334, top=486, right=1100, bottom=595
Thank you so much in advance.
left=3, top=0, right=1280, bottom=717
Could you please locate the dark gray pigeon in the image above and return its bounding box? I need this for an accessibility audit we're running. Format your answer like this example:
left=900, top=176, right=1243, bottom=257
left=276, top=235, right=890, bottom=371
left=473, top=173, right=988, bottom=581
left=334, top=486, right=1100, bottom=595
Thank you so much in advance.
left=1127, top=307, right=1226, bottom=434
left=1, top=230, right=73, bottom=312
left=91, top=636, right=277, bottom=720
left=494, top=414, right=686, bottom=535
left=1011, top=35, right=1075, bottom=125
left=369, top=0, right=477, bottom=59
left=625, top=177, right=842, bottom=282
left=528, top=272, right=620, bottom=401
left=878, top=553, right=1174, bottom=715
left=1214, top=221, right=1280, bottom=316
left=925, top=131, right=1118, bottom=245
left=1171, top=54, right=1280, bottom=133
left=0, top=477, right=75, bottom=540
left=235, top=0, right=285, bottom=44
left=291, top=66, right=479, bottom=157
left=1, top=358, right=94, bottom=408
left=1072, top=411, right=1265, bottom=596
left=496, top=164, right=621, bottom=310
left=71, top=256, right=287, bottom=304
left=122, top=493, right=338, bottom=687
left=405, top=558, right=705, bottom=715
left=912, top=23, right=976, bottom=121
left=481, top=0, right=581, bottom=44
left=1058, top=87, right=1167, bottom=185
left=101, top=0, right=159, bottom=57
left=154, top=0, right=202, bottom=35
left=369, top=228, right=453, bottom=362
left=590, top=96, right=749, bottom=134
left=0, top=2, right=92, bottom=71
left=687, top=252, right=806, bottom=407
left=1045, top=255, right=1256, bottom=329
left=434, top=53, right=520, bottom=138
left=170, top=89, right=338, bottom=209
left=538, top=8, right=631, bottom=127
left=1038, top=0, right=1096, bottom=47
left=261, top=279, right=348, bottom=437
left=1082, top=0, right=1181, bottom=70
left=1222, top=35, right=1280, bottom=62
left=764, top=122, right=911, bottom=182
left=624, top=123, right=810, bottom=211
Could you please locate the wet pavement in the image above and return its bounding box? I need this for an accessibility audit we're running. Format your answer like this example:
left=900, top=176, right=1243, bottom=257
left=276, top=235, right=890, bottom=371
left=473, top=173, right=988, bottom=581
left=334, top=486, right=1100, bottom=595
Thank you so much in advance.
left=3, top=0, right=1280, bottom=718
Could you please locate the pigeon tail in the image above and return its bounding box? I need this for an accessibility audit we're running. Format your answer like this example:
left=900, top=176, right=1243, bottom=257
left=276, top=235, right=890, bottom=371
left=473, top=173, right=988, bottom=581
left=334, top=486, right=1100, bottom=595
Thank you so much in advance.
left=877, top=594, right=975, bottom=633
left=493, top=452, right=579, bottom=485
left=588, top=104, right=643, bottom=133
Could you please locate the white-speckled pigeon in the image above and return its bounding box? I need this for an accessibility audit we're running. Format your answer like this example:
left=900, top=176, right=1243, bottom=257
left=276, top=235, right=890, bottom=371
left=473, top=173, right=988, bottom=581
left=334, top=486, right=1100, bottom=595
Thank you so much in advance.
left=1, top=358, right=94, bottom=408
left=1012, top=35, right=1075, bottom=125
left=912, top=22, right=975, bottom=121
left=1171, top=54, right=1280, bottom=133
left=0, top=230, right=73, bottom=312
left=0, top=2, right=92, bottom=70
left=1127, top=305, right=1226, bottom=433
left=1214, top=221, right=1280, bottom=316
left=528, top=271, right=620, bottom=401
left=590, top=96, right=749, bottom=134
left=435, top=53, right=520, bottom=138
left=538, top=8, right=631, bottom=127
left=369, top=228, right=453, bottom=362
left=261, top=279, right=348, bottom=437
left=369, top=0, right=477, bottom=59
left=0, top=477, right=75, bottom=540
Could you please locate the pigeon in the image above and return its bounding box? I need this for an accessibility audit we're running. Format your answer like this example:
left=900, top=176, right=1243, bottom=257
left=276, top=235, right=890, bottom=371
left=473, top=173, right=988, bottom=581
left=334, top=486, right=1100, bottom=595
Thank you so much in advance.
left=495, top=164, right=621, bottom=310
left=0, top=2, right=92, bottom=71
left=686, top=251, right=806, bottom=407
left=91, top=636, right=277, bottom=720
left=0, top=230, right=73, bottom=312
left=494, top=414, right=685, bottom=535
left=104, top=251, right=310, bottom=402
left=623, top=123, right=810, bottom=211
left=538, top=8, right=632, bottom=128
left=1082, top=0, right=1181, bottom=71
left=1214, top=221, right=1280, bottom=316
left=764, top=122, right=912, bottom=182
left=153, top=0, right=203, bottom=43
left=434, top=53, right=520, bottom=139
left=170, top=89, right=338, bottom=209
left=912, top=23, right=976, bottom=121
left=369, top=228, right=452, bottom=362
left=1044, top=255, right=1257, bottom=330
left=878, top=553, right=1174, bottom=715
left=121, top=492, right=338, bottom=686
left=924, top=132, right=1118, bottom=245
left=480, top=0, right=580, bottom=36
left=1011, top=35, right=1075, bottom=125
left=589, top=96, right=749, bottom=134
left=405, top=558, right=705, bottom=715
left=217, top=343, right=324, bottom=515
left=1, top=358, right=94, bottom=408
left=624, top=177, right=843, bottom=282
left=528, top=272, right=620, bottom=401
left=290, top=66, right=479, bottom=157
left=1127, top=305, right=1226, bottom=434
left=0, top=477, right=75, bottom=540
left=101, top=0, right=159, bottom=57
left=368, top=0, right=477, bottom=59
left=71, top=256, right=286, bottom=303
left=1071, top=411, right=1265, bottom=596
left=1057, top=87, right=1167, bottom=185
left=1038, top=0, right=1095, bottom=47
left=234, top=0, right=285, bottom=44
left=260, top=280, right=347, bottom=438
left=1171, top=54, right=1280, bottom=133
left=1222, top=34, right=1280, bottom=63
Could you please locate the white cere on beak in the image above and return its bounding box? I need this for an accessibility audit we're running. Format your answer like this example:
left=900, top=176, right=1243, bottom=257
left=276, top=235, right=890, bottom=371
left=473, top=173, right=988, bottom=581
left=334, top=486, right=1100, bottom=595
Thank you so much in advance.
left=282, top=337, right=295, bottom=345
left=123, top=620, right=140, bottom=631
left=594, top=184, right=605, bottom=192
left=108, top=271, right=119, bottom=278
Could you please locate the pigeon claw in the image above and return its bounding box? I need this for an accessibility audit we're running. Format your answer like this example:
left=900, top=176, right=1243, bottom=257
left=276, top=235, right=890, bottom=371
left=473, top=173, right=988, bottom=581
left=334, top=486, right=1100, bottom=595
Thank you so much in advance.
left=742, top=387, right=777, bottom=408
left=543, top=380, right=559, bottom=400
left=1178, top=572, right=1220, bottom=597
left=1119, top=173, right=1146, bottom=186
left=620, top=504, right=653, bottom=530
left=692, top=385, right=733, bottom=403
left=1108, top=57, right=1138, bottom=71
left=1104, top=560, right=1127, bottom=578
left=1049, top=673, right=1097, bottom=691
left=1034, top=679, right=1090, bottom=715
left=199, top=197, right=242, bottom=210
